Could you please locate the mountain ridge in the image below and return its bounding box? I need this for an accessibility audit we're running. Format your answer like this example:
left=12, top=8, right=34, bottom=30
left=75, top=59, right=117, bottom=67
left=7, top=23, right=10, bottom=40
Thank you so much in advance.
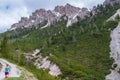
left=10, top=0, right=120, bottom=30
left=10, top=3, right=90, bottom=30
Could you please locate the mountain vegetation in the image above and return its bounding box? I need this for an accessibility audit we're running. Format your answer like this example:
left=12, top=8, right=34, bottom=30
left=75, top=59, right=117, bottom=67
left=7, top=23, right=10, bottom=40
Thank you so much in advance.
left=0, top=2, right=120, bottom=80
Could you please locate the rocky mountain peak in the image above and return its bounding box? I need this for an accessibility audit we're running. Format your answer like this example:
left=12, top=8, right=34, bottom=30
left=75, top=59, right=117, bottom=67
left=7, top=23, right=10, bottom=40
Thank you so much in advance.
left=54, top=5, right=64, bottom=14
left=11, top=3, right=90, bottom=30
left=103, top=0, right=120, bottom=6
left=65, top=3, right=80, bottom=10
left=65, top=3, right=72, bottom=7
left=54, top=3, right=81, bottom=16
left=81, top=7, right=88, bottom=11
left=65, top=4, right=80, bottom=16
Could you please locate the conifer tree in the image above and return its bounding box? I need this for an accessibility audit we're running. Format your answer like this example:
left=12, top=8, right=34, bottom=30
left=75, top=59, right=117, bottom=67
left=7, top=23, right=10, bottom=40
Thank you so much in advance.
left=19, top=53, right=25, bottom=65
left=0, top=33, right=9, bottom=58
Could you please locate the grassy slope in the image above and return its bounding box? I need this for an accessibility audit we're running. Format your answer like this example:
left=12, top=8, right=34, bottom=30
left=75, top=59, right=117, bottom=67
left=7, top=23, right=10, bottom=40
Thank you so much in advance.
left=1, top=4, right=120, bottom=80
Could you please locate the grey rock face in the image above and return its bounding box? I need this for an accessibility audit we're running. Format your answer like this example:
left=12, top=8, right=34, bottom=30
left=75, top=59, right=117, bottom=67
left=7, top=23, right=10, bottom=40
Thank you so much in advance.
left=26, top=49, right=62, bottom=76
left=106, top=9, right=120, bottom=80
left=11, top=4, right=90, bottom=29
left=91, top=6, right=100, bottom=16
left=106, top=22, right=120, bottom=80
left=103, top=0, right=120, bottom=6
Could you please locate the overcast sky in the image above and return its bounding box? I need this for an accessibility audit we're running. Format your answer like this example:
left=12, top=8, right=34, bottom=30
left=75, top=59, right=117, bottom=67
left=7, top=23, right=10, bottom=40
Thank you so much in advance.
left=0, top=0, right=105, bottom=33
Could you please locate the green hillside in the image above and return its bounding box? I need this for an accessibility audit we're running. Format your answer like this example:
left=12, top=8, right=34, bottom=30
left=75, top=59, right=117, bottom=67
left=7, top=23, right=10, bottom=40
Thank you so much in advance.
left=1, top=4, right=120, bottom=80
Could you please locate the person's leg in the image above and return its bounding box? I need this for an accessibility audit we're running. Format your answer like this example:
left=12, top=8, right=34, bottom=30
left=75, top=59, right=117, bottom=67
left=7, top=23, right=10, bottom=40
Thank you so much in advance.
left=7, top=72, right=9, bottom=78
left=5, top=72, right=8, bottom=78
left=5, top=73, right=7, bottom=78
left=6, top=75, right=8, bottom=78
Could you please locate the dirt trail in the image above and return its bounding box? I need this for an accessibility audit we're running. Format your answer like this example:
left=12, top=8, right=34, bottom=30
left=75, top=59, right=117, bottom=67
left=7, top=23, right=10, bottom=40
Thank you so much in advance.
left=0, top=58, right=21, bottom=80
left=0, top=58, right=37, bottom=80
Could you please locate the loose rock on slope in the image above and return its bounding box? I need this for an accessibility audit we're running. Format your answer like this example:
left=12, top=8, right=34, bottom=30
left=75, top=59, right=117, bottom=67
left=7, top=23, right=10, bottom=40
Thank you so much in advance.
left=106, top=9, right=120, bottom=80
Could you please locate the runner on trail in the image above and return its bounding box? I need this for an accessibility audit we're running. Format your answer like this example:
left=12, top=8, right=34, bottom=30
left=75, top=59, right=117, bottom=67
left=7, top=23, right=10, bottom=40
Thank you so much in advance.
left=4, top=64, right=10, bottom=78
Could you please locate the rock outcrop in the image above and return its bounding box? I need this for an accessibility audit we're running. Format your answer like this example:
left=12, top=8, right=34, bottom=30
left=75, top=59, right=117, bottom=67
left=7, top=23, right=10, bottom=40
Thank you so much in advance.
left=103, top=0, right=120, bottom=6
left=34, top=55, right=62, bottom=76
left=106, top=9, right=120, bottom=80
left=26, top=49, right=62, bottom=76
left=106, top=22, right=120, bottom=80
left=108, top=9, right=120, bottom=21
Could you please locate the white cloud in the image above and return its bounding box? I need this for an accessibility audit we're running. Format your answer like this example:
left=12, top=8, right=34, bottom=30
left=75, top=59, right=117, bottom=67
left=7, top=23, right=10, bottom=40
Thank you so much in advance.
left=0, top=6, right=29, bottom=32
left=0, top=0, right=105, bottom=33
left=0, top=0, right=29, bottom=32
